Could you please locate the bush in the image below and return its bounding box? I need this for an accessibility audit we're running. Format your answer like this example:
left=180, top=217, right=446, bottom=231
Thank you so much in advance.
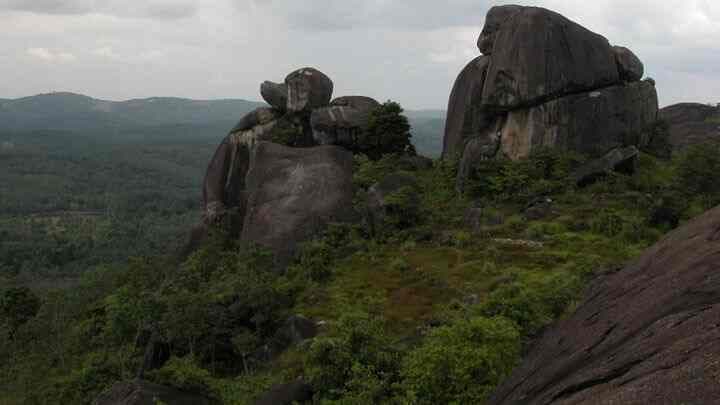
left=360, top=101, right=414, bottom=160
left=149, top=356, right=213, bottom=394
left=675, top=142, right=720, bottom=200
left=399, top=316, right=520, bottom=404
left=305, top=312, right=399, bottom=401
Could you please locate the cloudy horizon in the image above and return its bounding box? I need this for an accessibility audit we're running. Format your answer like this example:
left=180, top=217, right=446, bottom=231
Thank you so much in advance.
left=1, top=0, right=719, bottom=109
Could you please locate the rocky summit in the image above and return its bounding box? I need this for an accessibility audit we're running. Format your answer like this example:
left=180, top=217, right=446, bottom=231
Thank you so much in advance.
left=445, top=5, right=659, bottom=188
left=660, top=102, right=720, bottom=149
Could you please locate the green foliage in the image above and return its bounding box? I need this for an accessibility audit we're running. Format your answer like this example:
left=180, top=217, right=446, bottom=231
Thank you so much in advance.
left=466, top=148, right=583, bottom=203
left=477, top=271, right=582, bottom=336
left=675, top=142, right=720, bottom=200
left=149, top=356, right=214, bottom=394
left=0, top=287, right=40, bottom=336
left=305, top=311, right=400, bottom=402
left=360, top=101, right=414, bottom=160
left=352, top=154, right=404, bottom=190
left=400, top=316, right=521, bottom=404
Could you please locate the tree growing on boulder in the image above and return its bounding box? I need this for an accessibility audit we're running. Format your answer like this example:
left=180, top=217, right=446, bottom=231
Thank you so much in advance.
left=361, top=101, right=414, bottom=160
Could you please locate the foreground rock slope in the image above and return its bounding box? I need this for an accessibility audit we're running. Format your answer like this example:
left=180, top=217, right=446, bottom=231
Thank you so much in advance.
left=445, top=5, right=659, bottom=187
left=489, top=205, right=720, bottom=404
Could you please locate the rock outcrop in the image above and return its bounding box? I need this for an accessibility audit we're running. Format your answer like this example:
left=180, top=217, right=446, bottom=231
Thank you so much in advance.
left=488, top=205, right=720, bottom=405
left=190, top=68, right=384, bottom=266
left=93, top=380, right=214, bottom=405
left=444, top=5, right=659, bottom=188
left=241, top=142, right=356, bottom=268
left=660, top=102, right=720, bottom=149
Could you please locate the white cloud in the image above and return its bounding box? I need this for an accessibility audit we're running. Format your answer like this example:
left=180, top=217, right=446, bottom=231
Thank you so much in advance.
left=26, top=47, right=76, bottom=62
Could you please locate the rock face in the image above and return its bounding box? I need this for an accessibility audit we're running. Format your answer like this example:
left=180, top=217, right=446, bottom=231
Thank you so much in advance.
left=189, top=67, right=386, bottom=265
left=241, top=142, right=356, bottom=268
left=488, top=205, right=720, bottom=405
left=571, top=146, right=639, bottom=186
left=285, top=67, right=334, bottom=113
left=481, top=6, right=620, bottom=111
left=660, top=102, right=720, bottom=149
left=310, top=96, right=380, bottom=149
left=444, top=5, right=658, bottom=188
left=93, top=380, right=214, bottom=405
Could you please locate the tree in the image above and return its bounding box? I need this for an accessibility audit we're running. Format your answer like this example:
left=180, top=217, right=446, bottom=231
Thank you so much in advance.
left=0, top=287, right=40, bottom=338
left=361, top=101, right=414, bottom=160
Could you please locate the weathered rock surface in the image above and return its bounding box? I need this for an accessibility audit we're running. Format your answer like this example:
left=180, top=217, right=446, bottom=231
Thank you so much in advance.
left=285, top=67, right=334, bottom=113
left=613, top=46, right=644, bottom=82
left=443, top=5, right=658, bottom=184
left=498, top=81, right=658, bottom=160
left=94, top=380, right=214, bottom=405
left=571, top=146, right=639, bottom=186
left=489, top=205, right=720, bottom=405
left=254, top=380, right=313, bottom=405
left=241, top=142, right=356, bottom=268
left=481, top=6, right=620, bottom=111
left=260, top=81, right=288, bottom=111
left=310, top=96, right=380, bottom=148
left=443, top=55, right=492, bottom=159
left=660, top=102, right=720, bottom=149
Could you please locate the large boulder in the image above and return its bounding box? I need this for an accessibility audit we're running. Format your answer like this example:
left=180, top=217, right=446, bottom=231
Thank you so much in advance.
left=260, top=81, right=288, bottom=111
left=442, top=55, right=492, bottom=159
left=240, top=142, right=356, bottom=269
left=571, top=146, right=639, bottom=186
left=203, top=108, right=280, bottom=222
left=481, top=6, right=620, bottom=111
left=488, top=205, right=720, bottom=404
left=613, top=46, right=644, bottom=82
left=310, top=96, right=380, bottom=149
left=660, top=102, right=720, bottom=149
left=476, top=5, right=523, bottom=55
left=93, top=380, right=214, bottom=405
left=285, top=67, right=333, bottom=113
left=498, top=80, right=658, bottom=160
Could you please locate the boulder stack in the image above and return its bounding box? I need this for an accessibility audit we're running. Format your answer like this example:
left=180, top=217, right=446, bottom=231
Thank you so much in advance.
left=193, top=68, right=381, bottom=268
left=444, top=5, right=659, bottom=187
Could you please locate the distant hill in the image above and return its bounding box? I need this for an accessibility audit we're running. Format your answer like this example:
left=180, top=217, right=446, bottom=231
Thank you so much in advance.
left=0, top=92, right=264, bottom=132
left=0, top=92, right=446, bottom=156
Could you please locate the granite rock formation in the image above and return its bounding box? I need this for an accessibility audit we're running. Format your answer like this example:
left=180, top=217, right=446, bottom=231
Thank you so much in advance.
left=190, top=68, right=383, bottom=267
left=444, top=5, right=658, bottom=189
left=488, top=205, right=720, bottom=404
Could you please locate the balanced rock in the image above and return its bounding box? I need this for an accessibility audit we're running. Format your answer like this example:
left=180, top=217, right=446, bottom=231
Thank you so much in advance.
left=260, top=81, right=288, bottom=111
left=613, top=46, right=644, bottom=82
left=285, top=67, right=333, bottom=113
left=93, top=380, right=214, bottom=405
left=481, top=6, right=620, bottom=110
left=311, top=96, right=380, bottom=149
left=489, top=205, right=720, bottom=404
left=241, top=142, right=356, bottom=269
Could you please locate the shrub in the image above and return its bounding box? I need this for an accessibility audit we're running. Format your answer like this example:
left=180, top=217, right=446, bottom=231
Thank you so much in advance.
left=675, top=142, right=720, bottom=200
left=149, top=356, right=213, bottom=394
left=399, top=316, right=521, bottom=404
left=360, top=101, right=414, bottom=160
left=305, top=312, right=399, bottom=401
left=0, top=287, right=41, bottom=337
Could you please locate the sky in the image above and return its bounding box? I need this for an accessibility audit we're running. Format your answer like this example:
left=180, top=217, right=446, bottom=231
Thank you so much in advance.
left=0, top=0, right=719, bottom=109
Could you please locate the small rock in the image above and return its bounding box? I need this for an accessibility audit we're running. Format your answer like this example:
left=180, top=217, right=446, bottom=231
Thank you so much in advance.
left=571, top=146, right=639, bottom=186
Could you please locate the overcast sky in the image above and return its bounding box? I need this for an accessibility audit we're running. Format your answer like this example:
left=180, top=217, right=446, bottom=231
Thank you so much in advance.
left=1, top=0, right=718, bottom=109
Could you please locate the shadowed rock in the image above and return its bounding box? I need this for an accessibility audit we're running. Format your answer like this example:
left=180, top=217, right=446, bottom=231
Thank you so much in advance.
left=260, top=81, right=288, bottom=111
left=481, top=6, right=619, bottom=111
left=571, top=146, right=639, bottom=186
left=310, top=96, right=380, bottom=148
left=613, top=46, right=644, bottom=82
left=489, top=205, right=720, bottom=405
left=241, top=142, right=356, bottom=269
left=442, top=55, right=492, bottom=159
left=285, top=67, right=333, bottom=113
left=93, top=380, right=214, bottom=405
left=477, top=5, right=522, bottom=55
